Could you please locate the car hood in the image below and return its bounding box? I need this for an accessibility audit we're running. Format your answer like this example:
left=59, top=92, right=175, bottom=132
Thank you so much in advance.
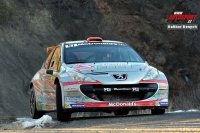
left=63, top=62, right=152, bottom=84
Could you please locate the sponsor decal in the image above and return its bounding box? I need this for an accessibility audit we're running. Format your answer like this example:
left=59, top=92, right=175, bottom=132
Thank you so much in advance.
left=108, top=102, right=136, bottom=107
left=64, top=103, right=70, bottom=108
left=73, top=64, right=94, bottom=70
left=155, top=101, right=160, bottom=106
left=167, top=1, right=198, bottom=30
left=65, top=42, right=125, bottom=48
left=96, top=65, right=132, bottom=69
left=96, top=63, right=133, bottom=70
left=104, top=88, right=139, bottom=91
left=103, top=63, right=130, bottom=66
left=65, top=91, right=82, bottom=96
left=65, top=96, right=83, bottom=102
left=83, top=96, right=97, bottom=101
left=113, top=88, right=131, bottom=91
left=104, top=88, right=111, bottom=92
left=70, top=104, right=85, bottom=108
left=37, top=95, right=46, bottom=103
left=159, top=102, right=168, bottom=106
left=139, top=80, right=168, bottom=84
left=44, top=95, right=56, bottom=104
left=75, top=69, right=82, bottom=73
left=147, top=90, right=168, bottom=100
left=159, top=84, right=167, bottom=89
left=65, top=87, right=79, bottom=91
left=132, top=87, right=139, bottom=92
left=152, top=94, right=168, bottom=100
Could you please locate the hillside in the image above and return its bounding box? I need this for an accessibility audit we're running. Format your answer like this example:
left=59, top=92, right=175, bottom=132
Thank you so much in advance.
left=0, top=0, right=199, bottom=116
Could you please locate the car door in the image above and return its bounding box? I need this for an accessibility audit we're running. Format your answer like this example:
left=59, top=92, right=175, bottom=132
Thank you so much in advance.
left=33, top=47, right=55, bottom=92
left=43, top=46, right=61, bottom=92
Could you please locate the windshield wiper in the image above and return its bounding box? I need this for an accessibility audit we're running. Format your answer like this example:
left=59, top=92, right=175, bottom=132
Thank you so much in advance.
left=66, top=61, right=86, bottom=64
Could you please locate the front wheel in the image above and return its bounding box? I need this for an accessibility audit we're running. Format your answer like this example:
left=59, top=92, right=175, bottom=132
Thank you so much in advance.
left=151, top=109, right=165, bottom=115
left=56, top=83, right=71, bottom=122
left=30, top=86, right=45, bottom=119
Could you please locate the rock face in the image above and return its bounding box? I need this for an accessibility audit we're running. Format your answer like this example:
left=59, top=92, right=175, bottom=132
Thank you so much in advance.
left=154, top=52, right=166, bottom=66
left=0, top=0, right=199, bottom=116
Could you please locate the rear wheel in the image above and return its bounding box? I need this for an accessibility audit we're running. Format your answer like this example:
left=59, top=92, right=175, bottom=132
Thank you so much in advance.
left=114, top=110, right=129, bottom=116
left=56, top=83, right=71, bottom=122
left=151, top=109, right=165, bottom=115
left=30, top=86, right=45, bottom=119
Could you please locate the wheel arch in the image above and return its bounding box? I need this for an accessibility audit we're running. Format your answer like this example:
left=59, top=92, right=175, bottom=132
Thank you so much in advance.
left=30, top=82, right=33, bottom=89
left=54, top=77, right=60, bottom=85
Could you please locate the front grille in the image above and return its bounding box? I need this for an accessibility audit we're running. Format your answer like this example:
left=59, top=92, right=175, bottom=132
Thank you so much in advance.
left=101, top=93, right=141, bottom=101
left=80, top=84, right=157, bottom=101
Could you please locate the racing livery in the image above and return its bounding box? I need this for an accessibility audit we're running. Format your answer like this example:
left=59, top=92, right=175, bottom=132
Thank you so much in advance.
left=30, top=37, right=169, bottom=121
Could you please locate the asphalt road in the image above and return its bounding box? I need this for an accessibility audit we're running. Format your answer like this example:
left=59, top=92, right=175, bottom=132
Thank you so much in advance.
left=1, top=111, right=200, bottom=132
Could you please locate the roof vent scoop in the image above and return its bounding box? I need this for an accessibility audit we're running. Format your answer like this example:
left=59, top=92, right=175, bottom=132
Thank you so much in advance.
left=86, top=37, right=103, bottom=42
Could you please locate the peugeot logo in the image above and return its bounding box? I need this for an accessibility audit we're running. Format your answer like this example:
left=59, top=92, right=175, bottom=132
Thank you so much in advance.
left=112, top=74, right=127, bottom=81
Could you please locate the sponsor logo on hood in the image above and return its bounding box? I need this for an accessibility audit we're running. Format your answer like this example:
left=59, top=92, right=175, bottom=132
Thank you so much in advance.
left=73, top=64, right=94, bottom=70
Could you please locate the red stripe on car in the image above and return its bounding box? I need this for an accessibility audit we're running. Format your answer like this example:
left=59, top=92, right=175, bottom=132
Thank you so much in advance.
left=139, top=80, right=168, bottom=83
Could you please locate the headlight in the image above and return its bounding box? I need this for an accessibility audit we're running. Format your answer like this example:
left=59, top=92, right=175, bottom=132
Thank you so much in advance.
left=66, top=70, right=96, bottom=82
left=143, top=68, right=159, bottom=80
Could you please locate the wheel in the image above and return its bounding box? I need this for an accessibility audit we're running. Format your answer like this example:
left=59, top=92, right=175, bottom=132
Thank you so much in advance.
left=151, top=109, right=165, bottom=115
left=114, top=110, right=129, bottom=116
left=30, top=86, right=45, bottom=119
left=56, top=83, right=71, bottom=122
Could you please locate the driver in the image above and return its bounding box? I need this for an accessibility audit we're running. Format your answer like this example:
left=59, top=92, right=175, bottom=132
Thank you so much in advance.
left=95, top=51, right=113, bottom=62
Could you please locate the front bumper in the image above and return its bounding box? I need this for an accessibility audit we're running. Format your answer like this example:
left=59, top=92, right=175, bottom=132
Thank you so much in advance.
left=62, top=81, right=169, bottom=111
left=64, top=100, right=168, bottom=112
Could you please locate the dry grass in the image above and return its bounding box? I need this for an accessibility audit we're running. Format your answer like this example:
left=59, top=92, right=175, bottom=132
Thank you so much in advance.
left=0, top=116, right=16, bottom=124
left=170, top=84, right=200, bottom=111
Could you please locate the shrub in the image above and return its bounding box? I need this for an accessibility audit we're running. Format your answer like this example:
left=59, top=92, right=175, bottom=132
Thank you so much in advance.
left=0, top=0, right=13, bottom=23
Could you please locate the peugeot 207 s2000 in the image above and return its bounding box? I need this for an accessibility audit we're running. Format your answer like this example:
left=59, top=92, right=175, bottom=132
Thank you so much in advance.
left=30, top=37, right=169, bottom=121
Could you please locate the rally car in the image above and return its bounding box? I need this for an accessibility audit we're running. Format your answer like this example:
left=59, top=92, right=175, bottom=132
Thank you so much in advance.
left=30, top=37, right=169, bottom=121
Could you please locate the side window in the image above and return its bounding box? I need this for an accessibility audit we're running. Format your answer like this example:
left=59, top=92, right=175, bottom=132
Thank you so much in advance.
left=45, top=48, right=56, bottom=69
left=49, top=47, right=61, bottom=70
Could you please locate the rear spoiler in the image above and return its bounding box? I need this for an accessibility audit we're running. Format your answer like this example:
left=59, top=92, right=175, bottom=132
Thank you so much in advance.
left=46, top=46, right=55, bottom=53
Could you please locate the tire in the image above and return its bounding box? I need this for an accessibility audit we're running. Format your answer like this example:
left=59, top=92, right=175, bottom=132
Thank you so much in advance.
left=151, top=109, right=165, bottom=115
left=56, top=83, right=71, bottom=122
left=114, top=110, right=129, bottom=116
left=30, top=86, right=45, bottom=119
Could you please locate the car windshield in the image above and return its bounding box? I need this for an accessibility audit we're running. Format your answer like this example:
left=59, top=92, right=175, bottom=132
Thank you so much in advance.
left=64, top=44, right=145, bottom=64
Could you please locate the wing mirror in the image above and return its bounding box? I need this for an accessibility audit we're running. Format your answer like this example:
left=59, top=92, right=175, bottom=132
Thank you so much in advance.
left=46, top=69, right=53, bottom=75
